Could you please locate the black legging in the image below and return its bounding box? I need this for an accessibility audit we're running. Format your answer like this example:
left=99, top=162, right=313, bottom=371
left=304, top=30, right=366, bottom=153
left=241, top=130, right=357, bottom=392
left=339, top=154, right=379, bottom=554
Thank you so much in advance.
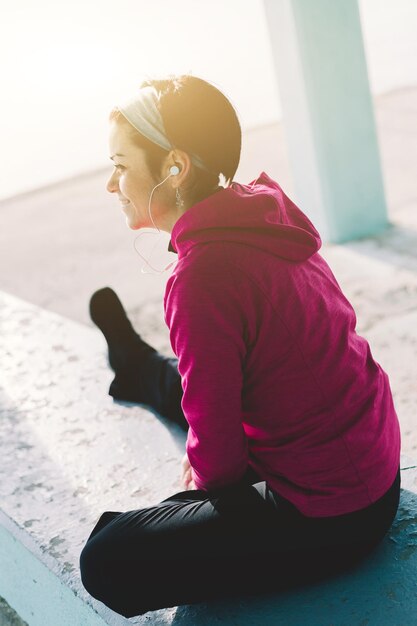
left=79, top=347, right=401, bottom=618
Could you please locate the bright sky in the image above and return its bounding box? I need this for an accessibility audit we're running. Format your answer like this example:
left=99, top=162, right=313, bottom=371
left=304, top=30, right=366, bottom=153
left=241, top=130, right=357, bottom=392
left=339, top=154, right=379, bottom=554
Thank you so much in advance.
left=1, top=0, right=416, bottom=200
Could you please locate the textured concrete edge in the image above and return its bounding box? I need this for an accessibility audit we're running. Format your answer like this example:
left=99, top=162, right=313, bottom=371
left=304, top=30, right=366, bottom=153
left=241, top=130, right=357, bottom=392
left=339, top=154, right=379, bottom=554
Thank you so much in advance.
left=0, top=510, right=65, bottom=585
left=0, top=510, right=133, bottom=626
left=0, top=595, right=28, bottom=626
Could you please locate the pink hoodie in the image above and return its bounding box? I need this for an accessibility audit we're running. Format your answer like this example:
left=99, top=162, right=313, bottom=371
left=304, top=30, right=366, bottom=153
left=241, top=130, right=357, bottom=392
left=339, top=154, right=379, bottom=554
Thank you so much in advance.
left=164, top=172, right=401, bottom=517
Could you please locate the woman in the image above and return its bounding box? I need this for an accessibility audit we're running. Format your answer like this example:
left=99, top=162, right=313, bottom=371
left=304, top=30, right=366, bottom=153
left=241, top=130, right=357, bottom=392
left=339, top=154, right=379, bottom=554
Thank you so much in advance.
left=79, top=74, right=401, bottom=618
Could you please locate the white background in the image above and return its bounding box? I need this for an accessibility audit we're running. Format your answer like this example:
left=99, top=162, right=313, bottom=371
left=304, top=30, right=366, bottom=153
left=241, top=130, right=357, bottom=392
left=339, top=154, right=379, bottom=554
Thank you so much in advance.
left=0, top=0, right=416, bottom=200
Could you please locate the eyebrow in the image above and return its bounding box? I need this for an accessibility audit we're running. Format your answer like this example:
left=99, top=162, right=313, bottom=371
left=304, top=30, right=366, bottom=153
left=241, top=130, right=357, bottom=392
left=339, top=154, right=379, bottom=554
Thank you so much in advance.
left=110, top=153, right=125, bottom=160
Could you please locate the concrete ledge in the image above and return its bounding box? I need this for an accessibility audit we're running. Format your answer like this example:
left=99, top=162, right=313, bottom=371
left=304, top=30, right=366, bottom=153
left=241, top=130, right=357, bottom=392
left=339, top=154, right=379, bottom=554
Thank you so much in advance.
left=1, top=289, right=416, bottom=625
left=0, top=290, right=186, bottom=625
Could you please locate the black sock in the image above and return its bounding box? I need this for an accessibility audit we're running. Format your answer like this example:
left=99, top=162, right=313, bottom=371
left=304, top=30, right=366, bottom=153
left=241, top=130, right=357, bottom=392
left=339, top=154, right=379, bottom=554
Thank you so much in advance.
left=89, top=287, right=156, bottom=373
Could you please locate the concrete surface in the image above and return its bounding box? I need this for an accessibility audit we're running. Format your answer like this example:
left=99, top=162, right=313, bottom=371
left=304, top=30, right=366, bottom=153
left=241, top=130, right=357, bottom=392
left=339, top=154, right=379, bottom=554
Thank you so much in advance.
left=0, top=290, right=186, bottom=626
left=0, top=598, right=27, bottom=626
left=0, top=289, right=416, bottom=626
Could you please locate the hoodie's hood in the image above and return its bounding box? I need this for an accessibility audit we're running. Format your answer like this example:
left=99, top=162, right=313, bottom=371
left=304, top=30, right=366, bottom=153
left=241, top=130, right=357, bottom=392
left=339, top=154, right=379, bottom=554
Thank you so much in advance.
left=169, top=171, right=321, bottom=261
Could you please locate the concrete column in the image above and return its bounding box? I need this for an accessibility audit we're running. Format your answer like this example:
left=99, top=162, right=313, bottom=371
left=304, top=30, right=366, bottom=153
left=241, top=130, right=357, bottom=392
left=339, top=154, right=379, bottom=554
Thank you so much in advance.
left=263, top=0, right=388, bottom=243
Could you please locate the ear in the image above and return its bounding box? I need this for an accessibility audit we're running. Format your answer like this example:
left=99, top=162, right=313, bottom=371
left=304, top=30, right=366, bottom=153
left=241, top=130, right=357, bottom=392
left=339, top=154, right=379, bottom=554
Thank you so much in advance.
left=166, top=150, right=193, bottom=188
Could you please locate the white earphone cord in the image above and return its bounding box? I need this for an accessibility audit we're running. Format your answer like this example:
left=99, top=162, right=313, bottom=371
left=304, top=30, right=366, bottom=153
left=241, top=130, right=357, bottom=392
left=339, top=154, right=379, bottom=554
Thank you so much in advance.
left=132, top=165, right=180, bottom=275
left=148, top=165, right=180, bottom=232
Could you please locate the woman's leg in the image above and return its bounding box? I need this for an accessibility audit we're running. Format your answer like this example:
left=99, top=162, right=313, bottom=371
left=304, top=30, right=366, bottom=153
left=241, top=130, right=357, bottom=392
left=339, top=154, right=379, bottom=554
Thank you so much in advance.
left=79, top=468, right=400, bottom=618
left=110, top=352, right=187, bottom=430
left=89, top=287, right=187, bottom=430
left=80, top=481, right=293, bottom=617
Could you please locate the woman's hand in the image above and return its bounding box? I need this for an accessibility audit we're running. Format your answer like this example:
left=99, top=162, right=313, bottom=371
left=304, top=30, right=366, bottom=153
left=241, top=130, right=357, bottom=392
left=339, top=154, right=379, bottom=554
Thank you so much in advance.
left=181, top=452, right=196, bottom=490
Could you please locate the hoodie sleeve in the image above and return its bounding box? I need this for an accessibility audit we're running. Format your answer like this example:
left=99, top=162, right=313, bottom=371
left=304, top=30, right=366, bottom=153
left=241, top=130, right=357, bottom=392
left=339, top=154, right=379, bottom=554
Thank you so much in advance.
left=164, top=260, right=249, bottom=491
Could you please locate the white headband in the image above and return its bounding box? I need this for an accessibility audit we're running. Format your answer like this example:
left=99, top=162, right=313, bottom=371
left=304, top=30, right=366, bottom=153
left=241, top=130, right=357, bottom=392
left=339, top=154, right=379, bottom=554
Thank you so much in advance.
left=117, top=86, right=212, bottom=173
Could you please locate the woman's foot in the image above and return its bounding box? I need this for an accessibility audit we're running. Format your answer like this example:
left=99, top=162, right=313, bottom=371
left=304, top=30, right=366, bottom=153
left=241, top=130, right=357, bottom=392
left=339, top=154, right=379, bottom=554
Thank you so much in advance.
left=89, top=287, right=155, bottom=376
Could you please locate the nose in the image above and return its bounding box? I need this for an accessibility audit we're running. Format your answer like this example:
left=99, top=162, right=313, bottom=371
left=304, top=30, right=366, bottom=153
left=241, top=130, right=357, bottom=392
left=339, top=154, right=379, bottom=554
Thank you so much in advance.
left=106, top=169, right=119, bottom=194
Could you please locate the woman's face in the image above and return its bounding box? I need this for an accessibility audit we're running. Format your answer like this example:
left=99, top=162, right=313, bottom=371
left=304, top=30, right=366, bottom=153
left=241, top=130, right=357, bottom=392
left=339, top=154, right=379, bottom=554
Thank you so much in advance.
left=106, top=119, right=173, bottom=231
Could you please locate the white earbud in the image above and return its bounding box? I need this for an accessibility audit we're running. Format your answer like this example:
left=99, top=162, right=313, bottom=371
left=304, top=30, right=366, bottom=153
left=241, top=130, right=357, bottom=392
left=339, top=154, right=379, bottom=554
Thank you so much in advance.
left=170, top=165, right=180, bottom=176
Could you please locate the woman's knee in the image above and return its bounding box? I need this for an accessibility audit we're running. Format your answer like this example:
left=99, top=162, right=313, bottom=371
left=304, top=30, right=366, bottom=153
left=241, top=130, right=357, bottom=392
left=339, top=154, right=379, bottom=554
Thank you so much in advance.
left=79, top=536, right=108, bottom=602
left=79, top=513, right=118, bottom=600
left=80, top=532, right=153, bottom=618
